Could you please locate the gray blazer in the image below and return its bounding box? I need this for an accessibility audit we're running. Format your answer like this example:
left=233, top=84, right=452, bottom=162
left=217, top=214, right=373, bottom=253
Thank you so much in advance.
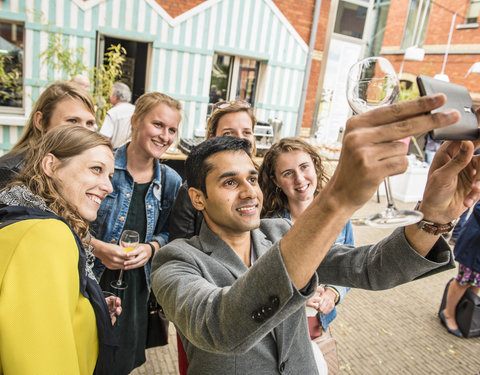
left=151, top=218, right=454, bottom=374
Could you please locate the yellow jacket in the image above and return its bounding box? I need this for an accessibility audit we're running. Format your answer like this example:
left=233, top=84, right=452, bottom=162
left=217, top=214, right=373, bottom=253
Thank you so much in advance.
left=0, top=218, right=98, bottom=374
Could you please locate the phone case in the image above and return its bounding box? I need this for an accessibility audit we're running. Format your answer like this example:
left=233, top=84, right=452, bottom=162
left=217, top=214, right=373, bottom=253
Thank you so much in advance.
left=417, top=75, right=479, bottom=140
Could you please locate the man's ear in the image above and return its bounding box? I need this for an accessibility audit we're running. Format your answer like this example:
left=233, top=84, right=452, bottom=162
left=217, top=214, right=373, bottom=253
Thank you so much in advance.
left=33, top=111, right=44, bottom=131
left=41, top=153, right=57, bottom=177
left=188, top=187, right=206, bottom=211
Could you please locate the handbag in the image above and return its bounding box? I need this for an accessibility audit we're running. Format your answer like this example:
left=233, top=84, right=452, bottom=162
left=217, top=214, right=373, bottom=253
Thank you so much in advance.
left=312, top=328, right=339, bottom=375
left=146, top=163, right=170, bottom=348
left=146, top=290, right=169, bottom=348
left=456, top=287, right=480, bottom=338
left=439, top=278, right=480, bottom=338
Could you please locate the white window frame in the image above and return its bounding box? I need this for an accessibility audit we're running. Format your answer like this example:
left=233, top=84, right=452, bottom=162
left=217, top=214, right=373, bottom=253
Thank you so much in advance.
left=401, top=0, right=432, bottom=49
left=466, top=0, right=480, bottom=24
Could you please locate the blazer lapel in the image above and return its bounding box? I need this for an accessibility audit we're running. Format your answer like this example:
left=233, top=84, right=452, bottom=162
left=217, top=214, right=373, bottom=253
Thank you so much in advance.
left=198, top=222, right=248, bottom=279
left=199, top=222, right=292, bottom=358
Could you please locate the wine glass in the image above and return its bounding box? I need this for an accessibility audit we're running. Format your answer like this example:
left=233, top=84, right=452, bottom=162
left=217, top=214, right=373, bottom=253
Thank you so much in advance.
left=346, top=57, right=423, bottom=228
left=111, top=230, right=139, bottom=290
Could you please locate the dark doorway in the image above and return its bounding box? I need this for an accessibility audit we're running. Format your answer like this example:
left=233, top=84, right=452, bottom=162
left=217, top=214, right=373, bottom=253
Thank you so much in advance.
left=97, top=35, right=149, bottom=103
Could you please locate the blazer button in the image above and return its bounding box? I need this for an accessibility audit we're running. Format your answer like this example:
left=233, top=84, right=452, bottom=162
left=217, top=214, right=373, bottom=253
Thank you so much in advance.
left=251, top=311, right=264, bottom=323
left=126, top=193, right=131, bottom=198
left=148, top=205, right=152, bottom=209
left=270, top=296, right=280, bottom=309
left=262, top=306, right=273, bottom=318
left=279, top=361, right=286, bottom=372
left=119, top=216, right=125, bottom=221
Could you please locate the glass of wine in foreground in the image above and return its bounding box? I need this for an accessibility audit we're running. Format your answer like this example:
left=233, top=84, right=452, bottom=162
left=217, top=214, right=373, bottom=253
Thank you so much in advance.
left=346, top=56, right=424, bottom=228
left=111, top=230, right=139, bottom=290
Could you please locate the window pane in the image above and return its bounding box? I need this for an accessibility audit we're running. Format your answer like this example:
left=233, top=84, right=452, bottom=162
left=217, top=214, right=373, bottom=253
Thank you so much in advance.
left=401, top=0, right=432, bottom=49
left=368, top=3, right=391, bottom=56
left=0, top=21, right=23, bottom=108
left=334, top=1, right=368, bottom=39
left=467, top=0, right=480, bottom=23
left=235, top=58, right=259, bottom=105
left=209, top=54, right=232, bottom=104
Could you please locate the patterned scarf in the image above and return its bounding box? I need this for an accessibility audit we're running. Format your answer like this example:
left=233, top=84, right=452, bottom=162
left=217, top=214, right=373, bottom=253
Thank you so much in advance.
left=0, top=185, right=97, bottom=281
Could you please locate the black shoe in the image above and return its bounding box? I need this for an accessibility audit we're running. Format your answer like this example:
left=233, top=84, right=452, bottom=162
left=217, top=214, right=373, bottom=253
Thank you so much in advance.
left=439, top=310, right=463, bottom=337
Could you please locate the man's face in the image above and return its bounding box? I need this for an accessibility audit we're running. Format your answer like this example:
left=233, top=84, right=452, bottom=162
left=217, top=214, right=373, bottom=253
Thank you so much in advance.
left=109, top=88, right=117, bottom=105
left=199, top=150, right=262, bottom=238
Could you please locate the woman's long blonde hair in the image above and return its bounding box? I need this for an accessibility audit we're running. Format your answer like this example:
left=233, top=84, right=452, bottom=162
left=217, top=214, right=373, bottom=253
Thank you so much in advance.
left=13, top=125, right=112, bottom=242
left=259, top=137, right=328, bottom=218
left=10, top=81, right=95, bottom=155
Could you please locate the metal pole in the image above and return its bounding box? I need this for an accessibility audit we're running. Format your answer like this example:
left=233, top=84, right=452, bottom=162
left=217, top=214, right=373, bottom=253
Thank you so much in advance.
left=295, top=0, right=322, bottom=137
left=440, top=12, right=456, bottom=75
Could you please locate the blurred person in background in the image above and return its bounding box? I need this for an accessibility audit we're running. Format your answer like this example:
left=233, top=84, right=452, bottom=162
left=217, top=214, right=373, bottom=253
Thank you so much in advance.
left=99, top=82, right=135, bottom=149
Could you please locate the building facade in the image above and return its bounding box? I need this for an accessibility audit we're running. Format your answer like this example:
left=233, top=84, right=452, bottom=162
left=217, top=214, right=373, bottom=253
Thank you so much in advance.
left=1, top=0, right=478, bottom=155
left=0, top=0, right=326, bottom=153
left=381, top=0, right=480, bottom=103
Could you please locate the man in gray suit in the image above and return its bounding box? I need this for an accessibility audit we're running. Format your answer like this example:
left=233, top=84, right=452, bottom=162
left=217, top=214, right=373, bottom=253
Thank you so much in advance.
left=151, top=94, right=480, bottom=374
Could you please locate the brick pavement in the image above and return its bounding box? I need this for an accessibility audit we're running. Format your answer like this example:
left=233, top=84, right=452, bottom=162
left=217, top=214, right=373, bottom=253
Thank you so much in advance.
left=132, top=197, right=480, bottom=375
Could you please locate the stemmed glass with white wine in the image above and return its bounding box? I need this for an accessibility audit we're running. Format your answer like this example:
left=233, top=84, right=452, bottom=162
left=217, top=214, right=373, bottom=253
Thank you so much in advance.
left=346, top=56, right=424, bottom=228
left=110, top=230, right=139, bottom=290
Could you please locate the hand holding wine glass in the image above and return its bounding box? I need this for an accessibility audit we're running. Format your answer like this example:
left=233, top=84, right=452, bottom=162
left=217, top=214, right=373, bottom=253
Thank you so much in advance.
left=346, top=56, right=424, bottom=228
left=111, top=230, right=139, bottom=290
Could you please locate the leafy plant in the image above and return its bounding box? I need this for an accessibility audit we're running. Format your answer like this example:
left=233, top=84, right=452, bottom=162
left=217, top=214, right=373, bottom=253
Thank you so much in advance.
left=39, top=33, right=88, bottom=78
left=0, top=54, right=23, bottom=107
left=39, top=34, right=126, bottom=124
left=399, top=80, right=420, bottom=102
left=91, top=44, right=126, bottom=124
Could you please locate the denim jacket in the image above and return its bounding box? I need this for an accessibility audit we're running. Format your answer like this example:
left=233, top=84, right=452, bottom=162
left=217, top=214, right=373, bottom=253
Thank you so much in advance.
left=275, top=209, right=353, bottom=330
left=90, top=143, right=182, bottom=288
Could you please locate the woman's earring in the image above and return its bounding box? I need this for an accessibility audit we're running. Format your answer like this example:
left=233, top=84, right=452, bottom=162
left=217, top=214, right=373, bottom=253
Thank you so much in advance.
left=275, top=186, right=281, bottom=193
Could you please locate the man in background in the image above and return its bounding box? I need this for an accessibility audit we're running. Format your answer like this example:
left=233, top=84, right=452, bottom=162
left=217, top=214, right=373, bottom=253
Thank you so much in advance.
left=100, top=82, right=135, bottom=148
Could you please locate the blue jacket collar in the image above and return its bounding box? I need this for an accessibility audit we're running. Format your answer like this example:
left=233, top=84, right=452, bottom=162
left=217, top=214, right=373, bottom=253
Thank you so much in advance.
left=114, top=142, right=163, bottom=187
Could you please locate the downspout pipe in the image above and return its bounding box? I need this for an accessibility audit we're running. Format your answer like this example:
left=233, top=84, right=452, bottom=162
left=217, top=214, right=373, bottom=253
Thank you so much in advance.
left=295, top=0, right=322, bottom=136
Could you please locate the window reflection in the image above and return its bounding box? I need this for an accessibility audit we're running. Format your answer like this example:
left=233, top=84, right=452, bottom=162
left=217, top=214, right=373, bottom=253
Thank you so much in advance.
left=334, top=1, right=368, bottom=39
left=209, top=54, right=259, bottom=107
left=236, top=58, right=259, bottom=105
left=0, top=21, right=23, bottom=108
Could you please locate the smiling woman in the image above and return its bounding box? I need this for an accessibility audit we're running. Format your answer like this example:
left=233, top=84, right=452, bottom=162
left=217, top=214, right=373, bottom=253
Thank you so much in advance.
left=259, top=137, right=353, bottom=372
left=89, top=91, right=183, bottom=375
left=0, top=125, right=119, bottom=375
left=0, top=81, right=97, bottom=190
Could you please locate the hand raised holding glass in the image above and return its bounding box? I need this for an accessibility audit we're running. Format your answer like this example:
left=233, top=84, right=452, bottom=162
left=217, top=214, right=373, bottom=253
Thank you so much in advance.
left=111, top=230, right=139, bottom=290
left=346, top=57, right=423, bottom=228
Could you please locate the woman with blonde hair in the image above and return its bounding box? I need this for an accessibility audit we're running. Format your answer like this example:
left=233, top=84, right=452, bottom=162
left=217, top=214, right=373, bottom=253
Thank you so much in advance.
left=90, top=92, right=183, bottom=374
left=0, top=81, right=96, bottom=189
left=0, top=125, right=119, bottom=374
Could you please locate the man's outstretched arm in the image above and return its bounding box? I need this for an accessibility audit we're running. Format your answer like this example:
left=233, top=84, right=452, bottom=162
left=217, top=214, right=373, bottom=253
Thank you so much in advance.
left=280, top=94, right=480, bottom=289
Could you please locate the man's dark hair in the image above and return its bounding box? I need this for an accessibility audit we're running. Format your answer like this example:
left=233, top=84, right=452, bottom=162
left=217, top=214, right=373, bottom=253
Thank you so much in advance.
left=185, top=136, right=252, bottom=196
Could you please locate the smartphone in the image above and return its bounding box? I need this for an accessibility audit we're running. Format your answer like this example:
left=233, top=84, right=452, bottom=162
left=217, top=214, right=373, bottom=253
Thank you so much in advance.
left=417, top=75, right=479, bottom=140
